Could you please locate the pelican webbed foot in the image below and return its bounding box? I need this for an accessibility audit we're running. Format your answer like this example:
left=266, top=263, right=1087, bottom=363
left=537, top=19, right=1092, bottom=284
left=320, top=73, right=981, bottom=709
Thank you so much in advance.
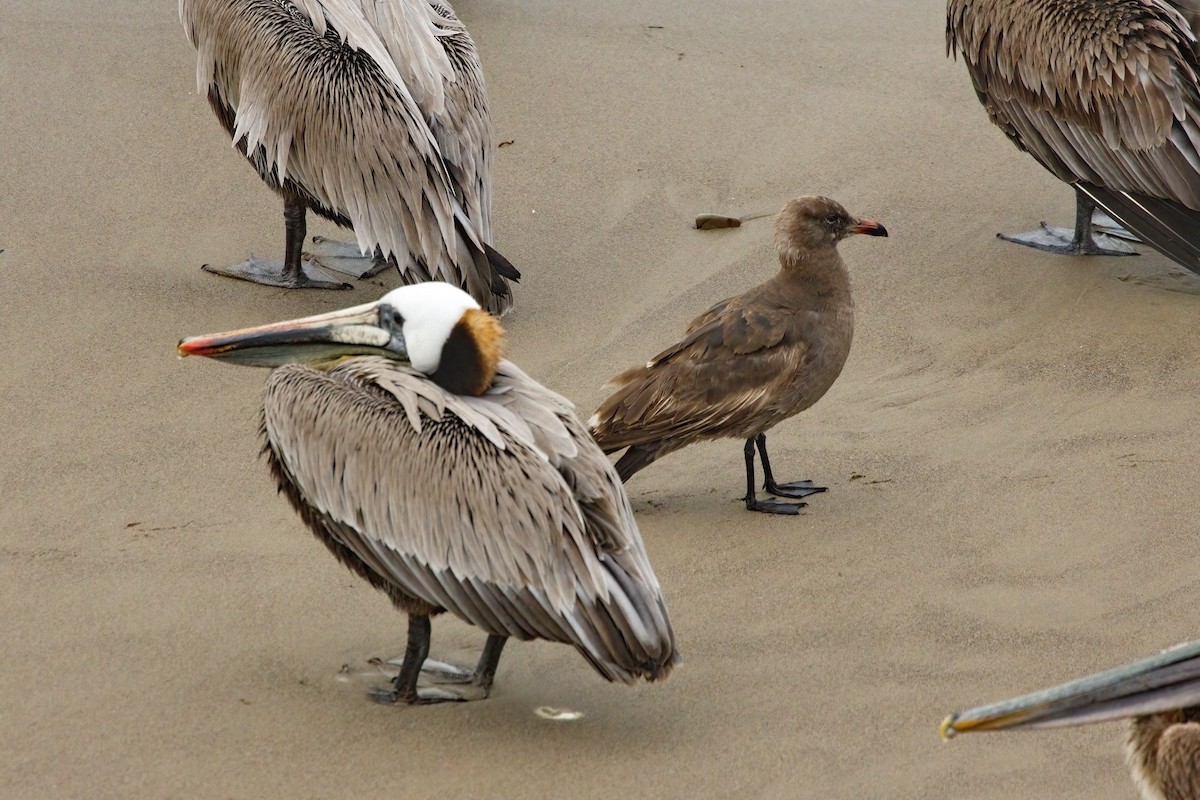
left=200, top=200, right=353, bottom=289
left=374, top=619, right=506, bottom=705
left=201, top=255, right=352, bottom=289
left=305, top=236, right=392, bottom=279
left=413, top=658, right=476, bottom=684
left=370, top=681, right=495, bottom=704
left=997, top=223, right=1137, bottom=257
left=996, top=193, right=1138, bottom=258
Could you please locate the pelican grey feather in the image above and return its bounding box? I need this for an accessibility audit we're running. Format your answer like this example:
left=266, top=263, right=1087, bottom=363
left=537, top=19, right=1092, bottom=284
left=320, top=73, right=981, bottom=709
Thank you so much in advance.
left=179, top=284, right=676, bottom=702
left=266, top=358, right=676, bottom=685
left=180, top=0, right=518, bottom=310
left=946, top=0, right=1200, bottom=272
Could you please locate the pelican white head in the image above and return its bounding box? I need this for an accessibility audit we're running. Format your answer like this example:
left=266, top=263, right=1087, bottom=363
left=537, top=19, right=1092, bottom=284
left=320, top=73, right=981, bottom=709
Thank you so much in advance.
left=378, top=283, right=481, bottom=374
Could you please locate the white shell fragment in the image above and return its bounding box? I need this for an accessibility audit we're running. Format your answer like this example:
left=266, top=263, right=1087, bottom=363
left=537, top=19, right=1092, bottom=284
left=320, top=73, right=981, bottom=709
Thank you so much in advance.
left=535, top=706, right=585, bottom=721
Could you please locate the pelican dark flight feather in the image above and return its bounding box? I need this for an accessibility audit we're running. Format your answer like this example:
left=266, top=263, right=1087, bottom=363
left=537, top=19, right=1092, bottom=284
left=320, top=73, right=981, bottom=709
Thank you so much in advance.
left=178, top=283, right=677, bottom=703
left=942, top=640, right=1200, bottom=800
left=180, top=0, right=519, bottom=311
left=589, top=197, right=887, bottom=515
left=946, top=0, right=1200, bottom=272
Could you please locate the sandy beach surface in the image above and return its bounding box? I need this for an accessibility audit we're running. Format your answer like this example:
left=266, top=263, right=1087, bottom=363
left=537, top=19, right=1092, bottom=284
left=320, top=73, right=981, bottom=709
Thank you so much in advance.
left=4, top=1, right=1199, bottom=797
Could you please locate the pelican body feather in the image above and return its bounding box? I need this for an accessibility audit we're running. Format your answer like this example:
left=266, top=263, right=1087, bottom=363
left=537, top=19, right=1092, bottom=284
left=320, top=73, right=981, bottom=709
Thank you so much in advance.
left=947, top=0, right=1200, bottom=271
left=181, top=0, right=517, bottom=311
left=262, top=357, right=678, bottom=684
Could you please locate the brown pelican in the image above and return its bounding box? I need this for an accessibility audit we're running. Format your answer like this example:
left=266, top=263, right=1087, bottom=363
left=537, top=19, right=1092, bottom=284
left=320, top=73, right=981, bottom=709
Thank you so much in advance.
left=180, top=0, right=519, bottom=312
left=588, top=197, right=887, bottom=515
left=946, top=0, right=1200, bottom=272
left=942, top=640, right=1200, bottom=800
left=177, top=282, right=678, bottom=703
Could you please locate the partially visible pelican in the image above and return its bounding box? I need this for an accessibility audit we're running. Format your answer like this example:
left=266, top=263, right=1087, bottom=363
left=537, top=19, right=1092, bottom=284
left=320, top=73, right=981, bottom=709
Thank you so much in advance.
left=180, top=0, right=519, bottom=312
left=942, top=640, right=1200, bottom=800
left=946, top=0, right=1200, bottom=272
left=178, top=283, right=678, bottom=703
left=588, top=197, right=887, bottom=515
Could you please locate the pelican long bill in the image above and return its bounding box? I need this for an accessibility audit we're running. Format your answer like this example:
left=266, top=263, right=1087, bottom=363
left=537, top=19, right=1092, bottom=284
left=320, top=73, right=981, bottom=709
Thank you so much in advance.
left=941, top=641, right=1200, bottom=739
left=177, top=301, right=404, bottom=369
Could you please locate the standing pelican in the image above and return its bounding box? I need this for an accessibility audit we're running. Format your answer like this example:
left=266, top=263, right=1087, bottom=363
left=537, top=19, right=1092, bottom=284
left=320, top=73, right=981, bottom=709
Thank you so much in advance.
left=588, top=197, right=887, bottom=515
left=946, top=0, right=1200, bottom=273
left=178, top=283, right=677, bottom=703
left=180, top=0, right=519, bottom=312
left=942, top=640, right=1200, bottom=800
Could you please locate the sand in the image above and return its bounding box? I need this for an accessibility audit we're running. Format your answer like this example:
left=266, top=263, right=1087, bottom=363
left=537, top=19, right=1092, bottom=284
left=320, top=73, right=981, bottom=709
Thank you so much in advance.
left=4, top=0, right=1199, bottom=797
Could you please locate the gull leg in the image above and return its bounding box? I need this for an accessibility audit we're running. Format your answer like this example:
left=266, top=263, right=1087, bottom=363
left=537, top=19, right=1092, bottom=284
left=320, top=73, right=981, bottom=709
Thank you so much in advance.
left=743, top=438, right=806, bottom=515
left=755, top=434, right=826, bottom=499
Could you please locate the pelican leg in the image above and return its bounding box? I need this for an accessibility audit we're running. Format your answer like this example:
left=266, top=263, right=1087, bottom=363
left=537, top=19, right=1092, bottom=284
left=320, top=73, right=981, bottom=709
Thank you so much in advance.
left=372, top=615, right=470, bottom=705
left=305, top=237, right=393, bottom=279
left=201, top=201, right=352, bottom=289
left=743, top=438, right=805, bottom=515
left=411, top=634, right=508, bottom=696
left=996, top=192, right=1137, bottom=257
left=755, top=434, right=827, bottom=499
left=471, top=634, right=508, bottom=693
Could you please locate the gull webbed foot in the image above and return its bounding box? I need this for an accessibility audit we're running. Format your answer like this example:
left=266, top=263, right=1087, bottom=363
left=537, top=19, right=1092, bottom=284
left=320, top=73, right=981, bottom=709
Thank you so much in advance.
left=764, top=479, right=826, bottom=499
left=744, top=496, right=806, bottom=515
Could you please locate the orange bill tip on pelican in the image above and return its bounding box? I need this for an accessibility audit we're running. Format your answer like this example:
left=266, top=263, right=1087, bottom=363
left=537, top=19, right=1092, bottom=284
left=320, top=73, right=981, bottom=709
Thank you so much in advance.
left=938, top=714, right=956, bottom=741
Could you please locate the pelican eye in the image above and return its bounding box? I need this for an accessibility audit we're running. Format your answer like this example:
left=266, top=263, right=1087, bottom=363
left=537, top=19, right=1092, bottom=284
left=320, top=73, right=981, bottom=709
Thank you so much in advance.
left=380, top=305, right=405, bottom=330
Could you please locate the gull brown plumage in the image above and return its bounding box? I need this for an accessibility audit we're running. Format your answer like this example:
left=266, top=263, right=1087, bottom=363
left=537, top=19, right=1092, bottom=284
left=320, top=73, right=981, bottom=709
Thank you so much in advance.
left=947, top=0, right=1200, bottom=271
left=180, top=0, right=517, bottom=311
left=588, top=197, right=888, bottom=516
left=178, top=283, right=676, bottom=703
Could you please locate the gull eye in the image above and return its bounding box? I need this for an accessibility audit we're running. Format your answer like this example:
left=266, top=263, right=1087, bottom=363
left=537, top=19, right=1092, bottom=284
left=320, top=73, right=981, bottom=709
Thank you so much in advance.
left=825, top=213, right=840, bottom=226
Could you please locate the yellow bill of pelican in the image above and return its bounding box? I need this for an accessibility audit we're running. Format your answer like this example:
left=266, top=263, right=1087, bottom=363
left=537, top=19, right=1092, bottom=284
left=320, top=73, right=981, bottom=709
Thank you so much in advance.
left=941, top=640, right=1200, bottom=739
